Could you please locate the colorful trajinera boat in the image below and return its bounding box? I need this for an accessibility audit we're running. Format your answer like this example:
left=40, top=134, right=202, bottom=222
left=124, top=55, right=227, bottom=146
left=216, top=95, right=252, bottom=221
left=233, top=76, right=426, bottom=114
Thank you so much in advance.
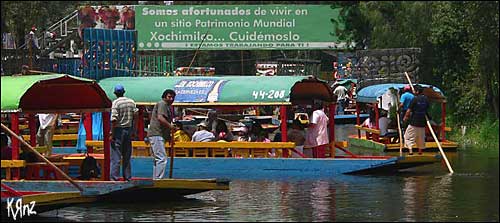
left=79, top=75, right=443, bottom=179
left=347, top=83, right=459, bottom=152
left=0, top=74, right=229, bottom=214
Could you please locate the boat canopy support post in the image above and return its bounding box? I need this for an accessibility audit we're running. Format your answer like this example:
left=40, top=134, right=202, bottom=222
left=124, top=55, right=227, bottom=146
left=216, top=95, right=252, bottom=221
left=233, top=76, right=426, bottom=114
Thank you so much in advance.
left=84, top=112, right=93, bottom=153
left=356, top=102, right=361, bottom=139
left=9, top=113, right=20, bottom=179
left=137, top=106, right=145, bottom=141
left=374, top=102, right=380, bottom=142
left=103, top=111, right=111, bottom=181
left=28, top=114, right=37, bottom=147
left=441, top=102, right=446, bottom=141
left=328, top=102, right=336, bottom=157
left=280, top=105, right=289, bottom=158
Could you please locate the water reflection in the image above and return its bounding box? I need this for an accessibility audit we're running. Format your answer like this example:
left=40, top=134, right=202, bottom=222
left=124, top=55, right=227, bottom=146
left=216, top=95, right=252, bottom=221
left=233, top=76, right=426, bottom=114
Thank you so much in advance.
left=32, top=148, right=498, bottom=222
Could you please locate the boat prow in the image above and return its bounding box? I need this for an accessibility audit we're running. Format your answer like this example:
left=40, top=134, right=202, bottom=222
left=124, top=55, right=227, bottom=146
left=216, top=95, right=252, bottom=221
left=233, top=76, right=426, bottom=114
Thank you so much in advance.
left=345, top=153, right=442, bottom=174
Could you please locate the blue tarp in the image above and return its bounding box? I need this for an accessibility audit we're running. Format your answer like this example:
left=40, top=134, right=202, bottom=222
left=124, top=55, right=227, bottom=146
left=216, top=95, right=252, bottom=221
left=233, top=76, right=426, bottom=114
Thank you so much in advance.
left=92, top=112, right=104, bottom=140
left=76, top=118, right=87, bottom=152
left=356, top=83, right=444, bottom=104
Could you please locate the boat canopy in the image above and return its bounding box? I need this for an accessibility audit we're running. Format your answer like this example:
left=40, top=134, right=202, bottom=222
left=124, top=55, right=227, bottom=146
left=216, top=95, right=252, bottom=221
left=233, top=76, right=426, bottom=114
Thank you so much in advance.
left=330, top=78, right=357, bottom=91
left=1, top=74, right=111, bottom=113
left=356, top=83, right=446, bottom=104
left=98, top=75, right=335, bottom=106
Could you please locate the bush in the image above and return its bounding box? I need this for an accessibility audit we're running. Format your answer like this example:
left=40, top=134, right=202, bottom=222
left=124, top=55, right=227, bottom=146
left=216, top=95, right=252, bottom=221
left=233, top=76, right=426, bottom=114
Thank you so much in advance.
left=449, top=116, right=499, bottom=149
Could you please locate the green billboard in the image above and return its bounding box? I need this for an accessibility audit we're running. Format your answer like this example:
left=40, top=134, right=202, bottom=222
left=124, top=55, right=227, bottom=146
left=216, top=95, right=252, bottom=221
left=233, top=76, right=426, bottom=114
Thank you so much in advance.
left=135, top=5, right=348, bottom=50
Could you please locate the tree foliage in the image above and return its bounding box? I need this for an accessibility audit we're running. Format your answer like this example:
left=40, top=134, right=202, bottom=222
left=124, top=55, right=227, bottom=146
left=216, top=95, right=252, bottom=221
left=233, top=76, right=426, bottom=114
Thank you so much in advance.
left=334, top=1, right=499, bottom=123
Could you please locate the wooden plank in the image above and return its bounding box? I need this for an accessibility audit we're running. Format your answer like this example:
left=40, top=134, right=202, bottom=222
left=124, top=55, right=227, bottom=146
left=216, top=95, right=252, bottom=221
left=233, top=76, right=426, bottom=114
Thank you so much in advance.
left=86, top=140, right=296, bottom=149
left=354, top=125, right=381, bottom=134
left=1, top=160, right=26, bottom=168
left=23, top=134, right=78, bottom=141
left=150, top=179, right=230, bottom=190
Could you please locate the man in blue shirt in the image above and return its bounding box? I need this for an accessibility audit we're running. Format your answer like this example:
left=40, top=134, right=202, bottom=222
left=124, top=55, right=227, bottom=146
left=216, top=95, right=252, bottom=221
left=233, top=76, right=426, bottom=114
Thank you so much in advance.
left=403, top=85, right=430, bottom=155
left=399, top=85, right=414, bottom=127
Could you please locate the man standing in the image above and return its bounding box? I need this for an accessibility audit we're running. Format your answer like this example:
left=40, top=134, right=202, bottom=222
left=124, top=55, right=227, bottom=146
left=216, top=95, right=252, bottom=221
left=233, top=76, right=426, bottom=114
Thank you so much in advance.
left=148, top=89, right=176, bottom=180
left=305, top=101, right=330, bottom=158
left=399, top=85, right=415, bottom=127
left=403, top=85, right=430, bottom=155
left=110, top=84, right=138, bottom=181
left=37, top=113, right=59, bottom=156
left=333, top=84, right=349, bottom=115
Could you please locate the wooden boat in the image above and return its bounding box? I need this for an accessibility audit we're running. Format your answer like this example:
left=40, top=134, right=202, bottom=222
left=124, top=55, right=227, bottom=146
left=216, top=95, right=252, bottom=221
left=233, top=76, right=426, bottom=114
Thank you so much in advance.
left=78, top=75, right=444, bottom=179
left=0, top=74, right=230, bottom=215
left=348, top=83, right=459, bottom=152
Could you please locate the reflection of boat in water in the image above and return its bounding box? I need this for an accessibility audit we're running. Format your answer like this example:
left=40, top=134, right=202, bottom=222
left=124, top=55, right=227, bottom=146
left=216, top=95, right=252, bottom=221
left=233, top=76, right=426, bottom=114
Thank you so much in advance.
left=347, top=83, right=459, bottom=152
left=1, top=74, right=229, bottom=214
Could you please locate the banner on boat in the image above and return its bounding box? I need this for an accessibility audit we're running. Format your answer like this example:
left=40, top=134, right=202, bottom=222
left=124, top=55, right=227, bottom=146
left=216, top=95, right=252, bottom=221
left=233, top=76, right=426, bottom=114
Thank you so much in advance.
left=136, top=5, right=351, bottom=50
left=174, top=79, right=228, bottom=102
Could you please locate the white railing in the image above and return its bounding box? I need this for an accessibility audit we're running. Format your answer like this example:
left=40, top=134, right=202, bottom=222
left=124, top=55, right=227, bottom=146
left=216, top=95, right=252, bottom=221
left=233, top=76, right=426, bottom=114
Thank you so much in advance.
left=20, top=10, right=78, bottom=49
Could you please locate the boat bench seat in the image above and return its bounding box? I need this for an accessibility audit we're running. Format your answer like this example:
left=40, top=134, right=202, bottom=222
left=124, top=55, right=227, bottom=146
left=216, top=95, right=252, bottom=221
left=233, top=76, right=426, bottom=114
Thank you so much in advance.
left=62, top=154, right=105, bottom=180
left=1, top=160, right=26, bottom=180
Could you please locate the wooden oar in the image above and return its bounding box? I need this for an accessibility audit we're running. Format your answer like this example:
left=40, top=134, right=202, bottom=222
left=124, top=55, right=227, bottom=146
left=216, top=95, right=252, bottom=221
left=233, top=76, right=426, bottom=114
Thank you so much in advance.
left=1, top=123, right=84, bottom=192
left=394, top=89, right=404, bottom=156
left=404, top=72, right=454, bottom=174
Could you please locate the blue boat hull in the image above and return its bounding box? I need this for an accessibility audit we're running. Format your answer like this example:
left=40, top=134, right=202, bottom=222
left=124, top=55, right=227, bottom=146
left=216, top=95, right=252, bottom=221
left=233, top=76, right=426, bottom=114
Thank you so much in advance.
left=130, top=157, right=399, bottom=179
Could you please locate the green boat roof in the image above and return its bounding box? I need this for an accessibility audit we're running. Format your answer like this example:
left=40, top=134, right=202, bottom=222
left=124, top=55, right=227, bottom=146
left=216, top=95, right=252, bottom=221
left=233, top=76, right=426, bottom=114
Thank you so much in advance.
left=1, top=74, right=111, bottom=113
left=98, top=75, right=335, bottom=106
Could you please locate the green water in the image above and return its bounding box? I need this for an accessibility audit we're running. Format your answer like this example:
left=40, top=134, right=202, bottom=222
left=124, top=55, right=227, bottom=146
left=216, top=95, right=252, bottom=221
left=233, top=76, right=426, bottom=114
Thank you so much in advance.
left=22, top=147, right=497, bottom=222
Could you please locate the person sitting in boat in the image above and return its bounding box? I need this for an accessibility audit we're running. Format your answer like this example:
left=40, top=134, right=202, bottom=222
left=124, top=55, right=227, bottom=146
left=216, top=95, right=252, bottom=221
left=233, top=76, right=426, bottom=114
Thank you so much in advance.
left=205, top=109, right=218, bottom=133
left=288, top=119, right=306, bottom=158
left=249, top=123, right=264, bottom=142
left=361, top=108, right=376, bottom=129
left=173, top=122, right=191, bottom=142
left=378, top=109, right=399, bottom=140
left=233, top=126, right=250, bottom=142
left=191, top=121, right=215, bottom=142
left=1, top=132, right=12, bottom=160
left=215, top=120, right=234, bottom=142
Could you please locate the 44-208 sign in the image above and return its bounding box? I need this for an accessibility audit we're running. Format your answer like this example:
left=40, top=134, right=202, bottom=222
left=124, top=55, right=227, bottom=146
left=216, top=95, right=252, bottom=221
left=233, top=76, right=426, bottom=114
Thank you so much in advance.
left=252, top=90, right=286, bottom=100
left=135, top=5, right=347, bottom=50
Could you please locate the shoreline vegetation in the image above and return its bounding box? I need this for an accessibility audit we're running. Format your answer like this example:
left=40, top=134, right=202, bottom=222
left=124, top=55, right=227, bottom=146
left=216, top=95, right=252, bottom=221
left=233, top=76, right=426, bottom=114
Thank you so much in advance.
left=449, top=116, right=499, bottom=150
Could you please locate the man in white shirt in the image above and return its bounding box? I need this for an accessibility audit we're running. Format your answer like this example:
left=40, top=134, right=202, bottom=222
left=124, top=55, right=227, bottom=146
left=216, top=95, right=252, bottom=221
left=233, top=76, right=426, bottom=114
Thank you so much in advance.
left=305, top=101, right=330, bottom=158
left=333, top=85, right=349, bottom=115
left=37, top=113, right=59, bottom=155
left=191, top=122, right=215, bottom=142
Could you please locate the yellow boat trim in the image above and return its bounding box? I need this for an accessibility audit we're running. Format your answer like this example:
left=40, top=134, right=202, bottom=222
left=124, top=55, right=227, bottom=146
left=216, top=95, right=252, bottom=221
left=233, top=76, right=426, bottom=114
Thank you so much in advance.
left=385, top=141, right=458, bottom=150
left=397, top=154, right=440, bottom=164
left=20, top=192, right=94, bottom=204
left=86, top=140, right=295, bottom=149
left=1, top=160, right=26, bottom=168
left=149, top=178, right=230, bottom=190
left=137, top=102, right=292, bottom=106
left=22, top=134, right=78, bottom=141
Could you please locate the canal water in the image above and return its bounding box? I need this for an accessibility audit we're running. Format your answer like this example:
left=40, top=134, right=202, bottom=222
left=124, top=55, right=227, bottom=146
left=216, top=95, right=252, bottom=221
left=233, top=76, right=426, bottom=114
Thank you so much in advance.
left=30, top=125, right=499, bottom=222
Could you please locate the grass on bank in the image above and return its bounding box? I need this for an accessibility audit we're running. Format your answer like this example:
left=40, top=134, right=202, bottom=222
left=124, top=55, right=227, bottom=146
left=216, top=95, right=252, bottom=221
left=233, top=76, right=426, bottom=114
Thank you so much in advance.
left=448, top=116, right=499, bottom=149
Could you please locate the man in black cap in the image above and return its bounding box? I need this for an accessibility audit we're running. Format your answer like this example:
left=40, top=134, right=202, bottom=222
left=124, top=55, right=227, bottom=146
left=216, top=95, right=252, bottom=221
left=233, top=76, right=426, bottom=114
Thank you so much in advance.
left=110, top=84, right=138, bottom=181
left=403, top=85, right=430, bottom=155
